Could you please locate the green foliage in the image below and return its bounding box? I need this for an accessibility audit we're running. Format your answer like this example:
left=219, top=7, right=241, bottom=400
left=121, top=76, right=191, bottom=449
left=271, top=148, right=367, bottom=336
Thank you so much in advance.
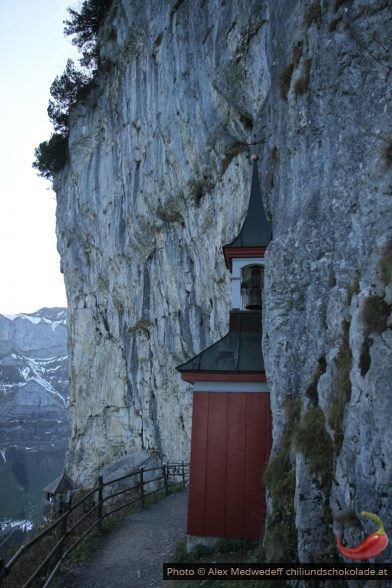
left=34, top=59, right=92, bottom=177
left=187, top=172, right=215, bottom=206
left=359, top=296, right=391, bottom=379
left=33, top=133, right=69, bottom=179
left=64, top=0, right=113, bottom=68
left=362, top=295, right=391, bottom=335
left=171, top=538, right=189, bottom=562
left=48, top=59, right=94, bottom=132
left=264, top=413, right=298, bottom=563
left=127, top=320, right=153, bottom=336
left=328, top=321, right=352, bottom=452
left=265, top=452, right=295, bottom=515
left=263, top=514, right=297, bottom=564
left=33, top=0, right=112, bottom=180
left=305, top=355, right=327, bottom=405
left=294, top=406, right=334, bottom=489
left=263, top=397, right=300, bottom=563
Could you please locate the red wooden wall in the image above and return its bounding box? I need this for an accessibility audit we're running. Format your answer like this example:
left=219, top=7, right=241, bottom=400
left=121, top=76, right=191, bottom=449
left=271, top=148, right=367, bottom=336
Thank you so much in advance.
left=187, top=391, right=272, bottom=541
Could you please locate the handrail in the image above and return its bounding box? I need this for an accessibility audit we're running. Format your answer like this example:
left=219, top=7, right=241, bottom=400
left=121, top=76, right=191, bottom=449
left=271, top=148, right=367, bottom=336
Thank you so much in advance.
left=0, top=461, right=189, bottom=588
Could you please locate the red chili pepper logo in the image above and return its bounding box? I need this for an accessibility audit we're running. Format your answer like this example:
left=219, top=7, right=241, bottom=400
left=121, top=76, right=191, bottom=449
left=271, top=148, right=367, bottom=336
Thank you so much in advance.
left=337, top=511, right=388, bottom=560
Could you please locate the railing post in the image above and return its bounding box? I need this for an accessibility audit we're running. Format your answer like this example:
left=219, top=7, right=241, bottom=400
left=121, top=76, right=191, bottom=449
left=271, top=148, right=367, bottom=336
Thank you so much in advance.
left=57, top=499, right=69, bottom=563
left=162, top=462, right=169, bottom=496
left=181, top=461, right=186, bottom=489
left=98, top=476, right=104, bottom=532
left=61, top=504, right=68, bottom=539
left=140, top=467, right=145, bottom=509
left=0, top=556, right=7, bottom=586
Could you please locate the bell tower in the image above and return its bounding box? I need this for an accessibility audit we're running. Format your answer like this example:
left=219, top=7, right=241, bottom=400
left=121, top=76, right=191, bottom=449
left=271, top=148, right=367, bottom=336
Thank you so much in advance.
left=223, top=153, right=270, bottom=311
left=177, top=155, right=272, bottom=547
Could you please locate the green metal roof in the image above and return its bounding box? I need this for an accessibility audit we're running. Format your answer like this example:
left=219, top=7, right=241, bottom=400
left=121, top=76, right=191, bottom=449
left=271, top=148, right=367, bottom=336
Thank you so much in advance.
left=176, top=311, right=264, bottom=373
left=224, top=160, right=271, bottom=248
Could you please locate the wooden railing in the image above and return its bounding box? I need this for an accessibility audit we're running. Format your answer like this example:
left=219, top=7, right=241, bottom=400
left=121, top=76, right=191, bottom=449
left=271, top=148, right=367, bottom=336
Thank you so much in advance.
left=0, top=461, right=189, bottom=588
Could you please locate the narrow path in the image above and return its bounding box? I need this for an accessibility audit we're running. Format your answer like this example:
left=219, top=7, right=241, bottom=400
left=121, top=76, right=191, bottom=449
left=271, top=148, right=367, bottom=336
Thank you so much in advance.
left=57, top=491, right=188, bottom=588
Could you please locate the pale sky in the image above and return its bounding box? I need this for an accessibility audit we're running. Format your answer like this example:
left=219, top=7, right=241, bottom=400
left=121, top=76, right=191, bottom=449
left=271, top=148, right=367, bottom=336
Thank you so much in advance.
left=0, top=0, right=79, bottom=315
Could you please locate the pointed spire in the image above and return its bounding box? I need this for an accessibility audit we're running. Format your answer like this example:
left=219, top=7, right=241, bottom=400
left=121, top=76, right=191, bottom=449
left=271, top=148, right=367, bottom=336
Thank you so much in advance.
left=224, top=156, right=271, bottom=249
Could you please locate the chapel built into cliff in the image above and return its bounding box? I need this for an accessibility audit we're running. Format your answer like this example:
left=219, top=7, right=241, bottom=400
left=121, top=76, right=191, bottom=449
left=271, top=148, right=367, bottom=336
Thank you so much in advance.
left=177, top=156, right=272, bottom=544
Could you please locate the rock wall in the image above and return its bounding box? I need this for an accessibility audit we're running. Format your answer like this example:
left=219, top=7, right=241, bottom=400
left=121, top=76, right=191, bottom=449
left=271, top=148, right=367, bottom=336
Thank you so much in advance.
left=261, top=0, right=392, bottom=563
left=55, top=0, right=392, bottom=564
left=56, top=0, right=269, bottom=485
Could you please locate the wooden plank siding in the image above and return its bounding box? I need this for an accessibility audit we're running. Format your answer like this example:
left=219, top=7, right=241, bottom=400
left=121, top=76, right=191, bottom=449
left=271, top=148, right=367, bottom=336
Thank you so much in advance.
left=187, top=393, right=209, bottom=536
left=187, top=391, right=272, bottom=541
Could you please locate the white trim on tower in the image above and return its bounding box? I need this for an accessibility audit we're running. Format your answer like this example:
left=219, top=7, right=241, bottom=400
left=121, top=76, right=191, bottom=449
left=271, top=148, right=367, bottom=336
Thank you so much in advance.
left=192, top=381, right=269, bottom=393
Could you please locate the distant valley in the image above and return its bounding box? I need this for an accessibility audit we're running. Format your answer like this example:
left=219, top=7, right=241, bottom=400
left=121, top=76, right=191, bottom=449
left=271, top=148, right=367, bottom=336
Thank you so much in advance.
left=0, top=308, right=68, bottom=535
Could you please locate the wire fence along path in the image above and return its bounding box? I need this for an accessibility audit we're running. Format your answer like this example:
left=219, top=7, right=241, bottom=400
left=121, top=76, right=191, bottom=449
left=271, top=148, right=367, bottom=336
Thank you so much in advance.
left=0, top=462, right=189, bottom=588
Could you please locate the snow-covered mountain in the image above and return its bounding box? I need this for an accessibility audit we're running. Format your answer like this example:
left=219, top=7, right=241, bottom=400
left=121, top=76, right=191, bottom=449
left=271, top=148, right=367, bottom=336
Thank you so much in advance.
left=0, top=308, right=68, bottom=526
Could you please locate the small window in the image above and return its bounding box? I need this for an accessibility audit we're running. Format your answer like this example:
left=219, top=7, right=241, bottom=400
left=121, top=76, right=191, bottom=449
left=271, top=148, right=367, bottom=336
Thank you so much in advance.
left=240, top=265, right=263, bottom=310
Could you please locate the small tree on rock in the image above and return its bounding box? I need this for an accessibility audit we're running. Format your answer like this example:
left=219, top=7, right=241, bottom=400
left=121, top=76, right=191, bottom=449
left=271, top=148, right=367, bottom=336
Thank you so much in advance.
left=48, top=59, right=93, bottom=133
left=64, top=0, right=113, bottom=68
left=33, top=0, right=113, bottom=180
left=33, top=134, right=69, bottom=179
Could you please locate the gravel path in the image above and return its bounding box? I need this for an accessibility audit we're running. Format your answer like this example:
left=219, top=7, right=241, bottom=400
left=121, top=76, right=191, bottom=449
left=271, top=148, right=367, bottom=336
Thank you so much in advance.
left=57, top=491, right=188, bottom=588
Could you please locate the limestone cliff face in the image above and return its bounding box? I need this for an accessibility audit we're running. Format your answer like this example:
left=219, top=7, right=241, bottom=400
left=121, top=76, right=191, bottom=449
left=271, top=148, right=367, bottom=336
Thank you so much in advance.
left=260, top=0, right=392, bottom=563
left=56, top=0, right=392, bottom=563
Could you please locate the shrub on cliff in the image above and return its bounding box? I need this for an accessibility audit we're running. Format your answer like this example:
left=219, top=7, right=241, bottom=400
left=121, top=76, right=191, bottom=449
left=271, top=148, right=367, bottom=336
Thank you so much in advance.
left=64, top=0, right=113, bottom=69
left=33, top=133, right=69, bottom=179
left=48, top=59, right=94, bottom=133
left=33, top=0, right=113, bottom=180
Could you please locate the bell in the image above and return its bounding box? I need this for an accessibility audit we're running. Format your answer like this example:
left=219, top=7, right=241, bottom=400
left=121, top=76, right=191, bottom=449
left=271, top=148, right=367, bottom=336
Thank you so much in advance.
left=243, top=286, right=261, bottom=309
left=241, top=265, right=262, bottom=310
